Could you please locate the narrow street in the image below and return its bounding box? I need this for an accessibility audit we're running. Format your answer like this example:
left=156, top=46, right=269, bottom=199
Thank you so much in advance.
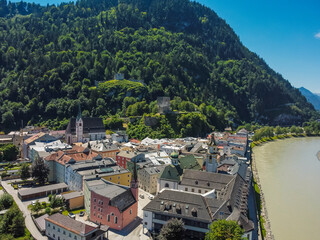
left=1, top=180, right=48, bottom=240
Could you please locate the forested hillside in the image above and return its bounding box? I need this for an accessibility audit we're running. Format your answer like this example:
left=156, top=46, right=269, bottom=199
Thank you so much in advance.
left=0, top=0, right=316, bottom=131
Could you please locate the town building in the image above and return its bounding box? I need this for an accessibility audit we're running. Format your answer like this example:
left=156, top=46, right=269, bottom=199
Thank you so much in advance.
left=111, top=131, right=128, bottom=143
left=144, top=174, right=253, bottom=240
left=65, top=158, right=117, bottom=191
left=23, top=132, right=58, bottom=159
left=138, top=165, right=165, bottom=194
left=44, top=147, right=98, bottom=183
left=65, top=107, right=105, bottom=144
left=18, top=183, right=68, bottom=201
left=84, top=140, right=119, bottom=159
left=115, top=151, right=145, bottom=169
left=84, top=164, right=138, bottom=230
left=61, top=191, right=84, bottom=210
left=205, top=134, right=219, bottom=173
left=45, top=213, right=107, bottom=240
left=157, top=153, right=202, bottom=192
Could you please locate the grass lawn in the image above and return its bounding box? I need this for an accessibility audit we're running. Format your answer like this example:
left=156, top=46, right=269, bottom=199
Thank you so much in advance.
left=62, top=208, right=85, bottom=216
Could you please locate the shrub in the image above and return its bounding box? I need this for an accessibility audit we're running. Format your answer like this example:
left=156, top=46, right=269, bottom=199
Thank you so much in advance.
left=45, top=207, right=51, bottom=215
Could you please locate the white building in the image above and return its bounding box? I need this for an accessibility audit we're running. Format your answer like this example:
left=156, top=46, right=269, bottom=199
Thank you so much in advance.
left=45, top=213, right=107, bottom=240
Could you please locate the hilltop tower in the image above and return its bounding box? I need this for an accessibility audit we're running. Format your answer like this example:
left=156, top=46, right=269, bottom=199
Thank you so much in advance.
left=76, top=104, right=83, bottom=143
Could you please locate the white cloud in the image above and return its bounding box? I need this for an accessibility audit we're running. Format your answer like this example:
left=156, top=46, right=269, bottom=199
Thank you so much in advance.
left=315, top=32, right=320, bottom=39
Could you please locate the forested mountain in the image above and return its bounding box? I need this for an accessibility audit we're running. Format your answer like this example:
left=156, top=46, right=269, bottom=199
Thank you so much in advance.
left=0, top=0, right=316, bottom=131
left=299, top=87, right=320, bottom=110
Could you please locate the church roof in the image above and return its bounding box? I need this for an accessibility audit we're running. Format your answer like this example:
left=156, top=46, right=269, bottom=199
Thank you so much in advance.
left=66, top=118, right=105, bottom=134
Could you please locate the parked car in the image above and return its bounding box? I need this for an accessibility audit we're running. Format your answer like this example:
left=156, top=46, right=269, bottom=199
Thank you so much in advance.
left=31, top=201, right=36, bottom=206
left=148, top=195, right=154, bottom=200
left=18, top=184, right=22, bottom=188
left=79, top=211, right=85, bottom=217
left=139, top=194, right=144, bottom=199
left=68, top=212, right=75, bottom=219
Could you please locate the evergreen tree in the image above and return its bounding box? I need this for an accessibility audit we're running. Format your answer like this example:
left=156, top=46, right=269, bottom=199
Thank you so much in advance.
left=31, top=158, right=49, bottom=185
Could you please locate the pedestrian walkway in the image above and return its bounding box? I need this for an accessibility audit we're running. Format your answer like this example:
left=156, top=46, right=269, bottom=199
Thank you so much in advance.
left=1, top=180, right=48, bottom=240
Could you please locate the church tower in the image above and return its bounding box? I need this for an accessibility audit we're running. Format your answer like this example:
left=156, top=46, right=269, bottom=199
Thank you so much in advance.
left=131, top=161, right=139, bottom=201
left=76, top=104, right=83, bottom=143
left=206, top=133, right=218, bottom=172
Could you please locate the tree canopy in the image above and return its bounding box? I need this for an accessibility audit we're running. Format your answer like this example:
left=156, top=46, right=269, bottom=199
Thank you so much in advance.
left=0, top=0, right=316, bottom=132
left=205, top=220, right=244, bottom=240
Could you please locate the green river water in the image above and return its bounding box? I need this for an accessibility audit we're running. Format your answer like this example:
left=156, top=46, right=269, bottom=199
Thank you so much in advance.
left=253, top=137, right=320, bottom=240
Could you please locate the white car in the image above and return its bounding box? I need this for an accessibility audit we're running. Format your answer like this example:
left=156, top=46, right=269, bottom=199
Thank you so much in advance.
left=148, top=195, right=154, bottom=200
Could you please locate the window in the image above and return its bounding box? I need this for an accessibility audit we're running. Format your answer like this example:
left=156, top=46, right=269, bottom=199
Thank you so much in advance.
left=107, top=215, right=110, bottom=222
left=111, top=212, right=114, bottom=216
left=185, top=187, right=188, bottom=191
left=53, top=226, right=55, bottom=230
left=69, top=233, right=71, bottom=237
left=58, top=237, right=60, bottom=240
left=63, top=230, right=66, bottom=235
left=198, top=190, right=201, bottom=193
left=144, top=212, right=148, bottom=217
left=94, top=198, right=96, bottom=202
left=130, top=209, right=132, bottom=214
left=115, top=216, right=118, bottom=224
left=47, top=223, right=50, bottom=227
left=74, top=236, right=77, bottom=240
left=191, top=188, right=194, bottom=192
left=53, top=234, right=55, bottom=238
left=58, top=228, right=60, bottom=232
left=165, top=183, right=169, bottom=188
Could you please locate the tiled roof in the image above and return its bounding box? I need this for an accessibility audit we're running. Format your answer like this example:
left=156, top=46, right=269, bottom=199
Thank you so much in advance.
left=180, top=169, right=235, bottom=191
left=179, top=155, right=202, bottom=170
left=159, top=165, right=183, bottom=182
left=46, top=213, right=97, bottom=236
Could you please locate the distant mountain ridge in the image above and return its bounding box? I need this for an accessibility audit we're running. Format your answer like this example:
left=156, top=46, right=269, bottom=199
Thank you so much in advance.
left=299, top=87, right=320, bottom=110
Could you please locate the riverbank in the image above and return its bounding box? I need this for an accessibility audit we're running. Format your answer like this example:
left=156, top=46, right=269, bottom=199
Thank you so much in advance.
left=251, top=133, right=320, bottom=149
left=251, top=151, right=274, bottom=240
left=251, top=136, right=320, bottom=240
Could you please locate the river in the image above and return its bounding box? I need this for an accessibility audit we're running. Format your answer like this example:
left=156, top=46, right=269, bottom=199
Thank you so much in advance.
left=253, top=137, right=320, bottom=240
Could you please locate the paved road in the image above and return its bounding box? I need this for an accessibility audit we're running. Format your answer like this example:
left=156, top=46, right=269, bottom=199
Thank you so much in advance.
left=248, top=182, right=259, bottom=240
left=1, top=180, right=48, bottom=240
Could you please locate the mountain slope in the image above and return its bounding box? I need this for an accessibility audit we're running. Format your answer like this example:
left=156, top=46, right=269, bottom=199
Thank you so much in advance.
left=299, top=87, right=320, bottom=110
left=0, top=0, right=316, bottom=131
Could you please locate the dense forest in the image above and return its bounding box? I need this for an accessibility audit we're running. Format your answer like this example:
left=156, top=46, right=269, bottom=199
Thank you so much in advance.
left=0, top=0, right=317, bottom=132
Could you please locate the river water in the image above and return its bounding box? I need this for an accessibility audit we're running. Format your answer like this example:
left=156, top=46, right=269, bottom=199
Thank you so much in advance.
left=253, top=137, right=320, bottom=240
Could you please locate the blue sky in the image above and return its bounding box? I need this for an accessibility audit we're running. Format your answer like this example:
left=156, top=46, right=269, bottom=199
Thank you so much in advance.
left=197, top=0, right=320, bottom=92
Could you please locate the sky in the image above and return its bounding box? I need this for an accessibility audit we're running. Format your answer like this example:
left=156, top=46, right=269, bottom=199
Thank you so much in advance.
left=197, top=0, right=320, bottom=93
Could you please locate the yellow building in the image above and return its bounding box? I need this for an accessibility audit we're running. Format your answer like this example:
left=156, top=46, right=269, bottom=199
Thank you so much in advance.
left=61, top=192, right=84, bottom=210
left=100, top=169, right=131, bottom=187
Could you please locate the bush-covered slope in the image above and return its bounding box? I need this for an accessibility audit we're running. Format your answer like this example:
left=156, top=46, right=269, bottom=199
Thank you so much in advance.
left=0, top=0, right=316, bottom=131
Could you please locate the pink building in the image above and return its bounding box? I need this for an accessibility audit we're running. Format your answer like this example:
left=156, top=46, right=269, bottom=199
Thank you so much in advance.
left=89, top=166, right=139, bottom=230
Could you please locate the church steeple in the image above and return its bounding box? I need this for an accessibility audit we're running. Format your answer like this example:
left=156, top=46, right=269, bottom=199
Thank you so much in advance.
left=76, top=103, right=83, bottom=143
left=76, top=103, right=82, bottom=121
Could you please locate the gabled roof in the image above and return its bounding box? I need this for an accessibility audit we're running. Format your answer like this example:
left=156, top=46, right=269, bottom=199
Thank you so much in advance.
left=179, top=155, right=202, bottom=170
left=45, top=213, right=97, bottom=236
left=89, top=180, right=136, bottom=212
left=180, top=169, right=235, bottom=191
left=66, top=117, right=105, bottom=134
left=159, top=164, right=183, bottom=182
